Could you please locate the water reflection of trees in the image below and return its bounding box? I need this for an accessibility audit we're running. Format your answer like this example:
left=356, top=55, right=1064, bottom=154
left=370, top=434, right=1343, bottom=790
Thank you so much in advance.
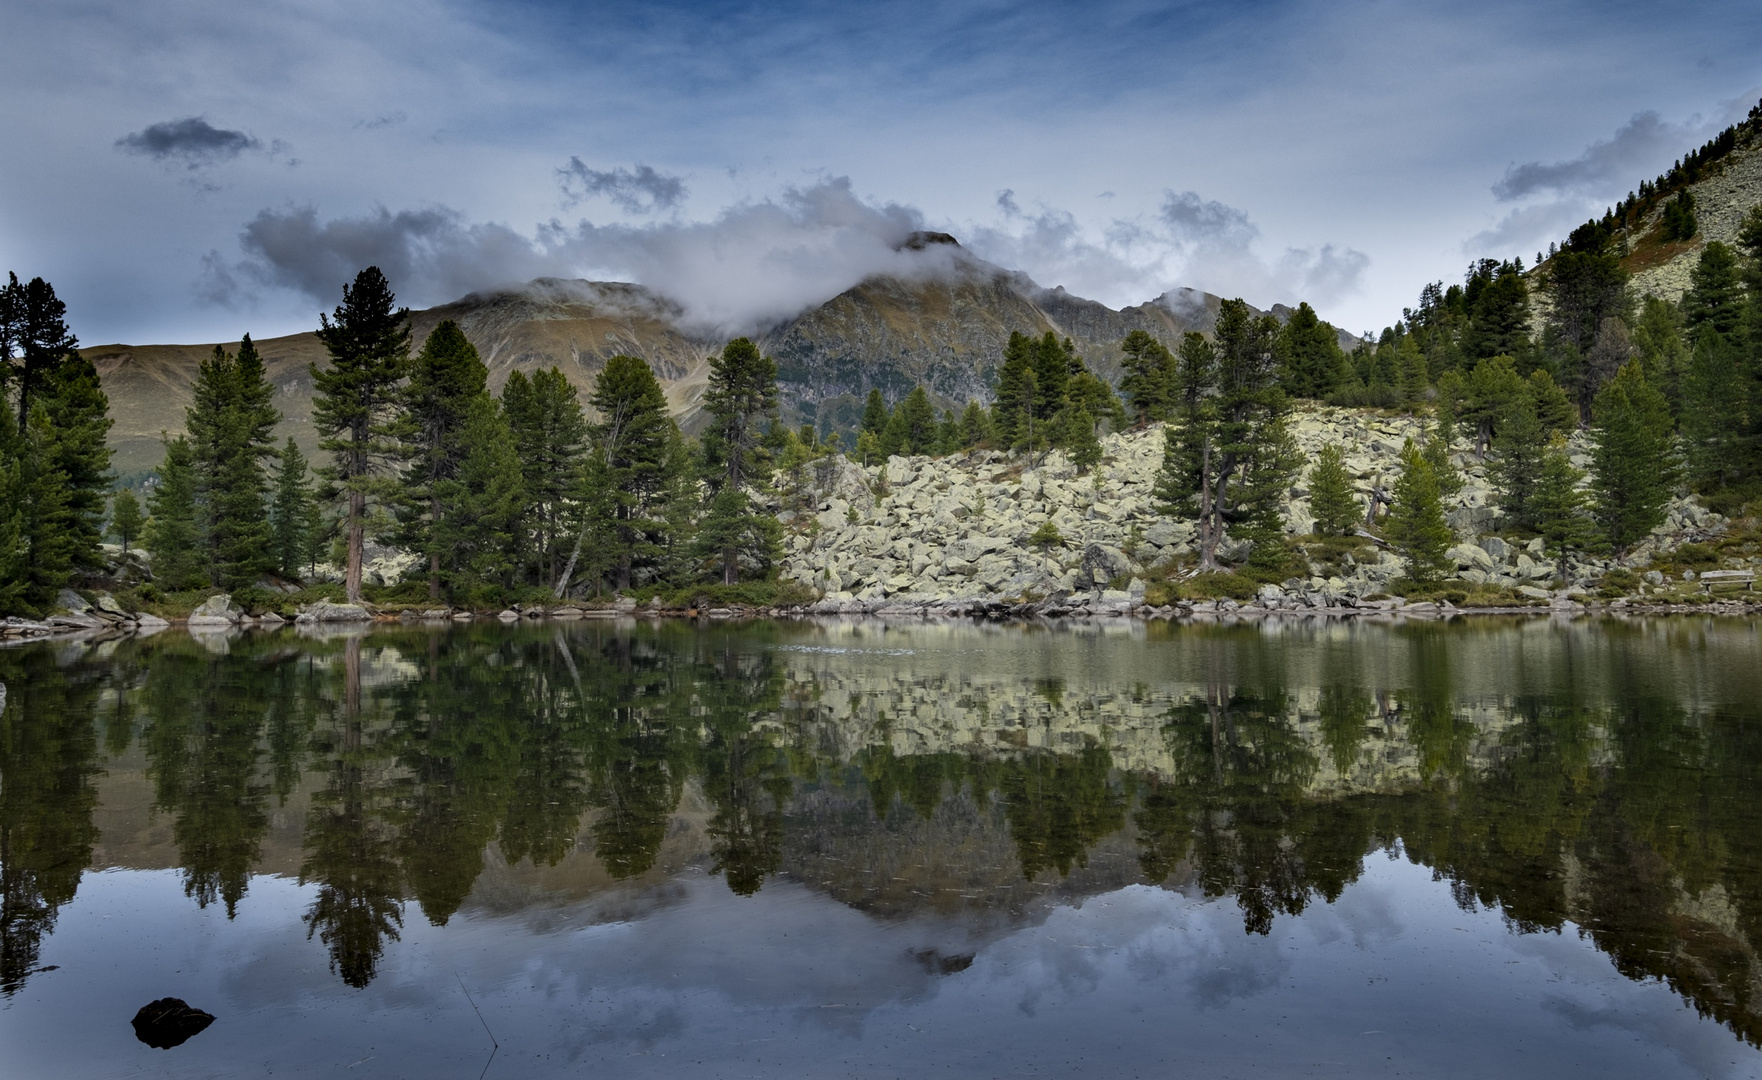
left=9, top=620, right=1762, bottom=1044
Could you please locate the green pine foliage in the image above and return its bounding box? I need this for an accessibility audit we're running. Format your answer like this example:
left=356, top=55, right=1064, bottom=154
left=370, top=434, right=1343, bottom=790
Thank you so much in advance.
left=881, top=386, right=938, bottom=457
left=1307, top=444, right=1359, bottom=537
left=1118, top=330, right=1175, bottom=425
left=311, top=267, right=411, bottom=602
left=1661, top=190, right=1698, bottom=242
left=36, top=352, right=113, bottom=579
left=186, top=336, right=278, bottom=588
left=1531, top=446, right=1603, bottom=578
left=396, top=320, right=488, bottom=599
left=109, top=488, right=143, bottom=554
left=504, top=367, right=589, bottom=590
left=1683, top=242, right=1745, bottom=340
left=1489, top=396, right=1548, bottom=530
left=1384, top=439, right=1453, bottom=585
left=1278, top=302, right=1347, bottom=399
left=589, top=354, right=677, bottom=590
left=958, top=400, right=992, bottom=448
left=434, top=396, right=526, bottom=599
left=1064, top=402, right=1101, bottom=474
left=0, top=411, right=30, bottom=613
left=1679, top=329, right=1749, bottom=491
left=859, top=388, right=889, bottom=439
left=1589, top=361, right=1680, bottom=551
left=269, top=439, right=314, bottom=579
left=991, top=332, right=1037, bottom=449
left=701, top=338, right=780, bottom=585
left=145, top=435, right=206, bottom=591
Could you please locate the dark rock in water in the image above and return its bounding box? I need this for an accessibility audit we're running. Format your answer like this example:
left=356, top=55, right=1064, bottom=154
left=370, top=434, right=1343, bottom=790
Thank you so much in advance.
left=130, top=998, right=214, bottom=1049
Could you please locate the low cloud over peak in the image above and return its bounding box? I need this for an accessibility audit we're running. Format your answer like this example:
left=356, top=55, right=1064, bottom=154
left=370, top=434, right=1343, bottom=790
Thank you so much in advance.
left=115, top=117, right=263, bottom=168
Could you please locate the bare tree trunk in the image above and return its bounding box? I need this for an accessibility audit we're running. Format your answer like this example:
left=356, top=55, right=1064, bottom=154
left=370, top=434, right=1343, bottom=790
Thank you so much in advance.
left=346, top=489, right=365, bottom=604
left=723, top=545, right=737, bottom=586
left=428, top=494, right=441, bottom=601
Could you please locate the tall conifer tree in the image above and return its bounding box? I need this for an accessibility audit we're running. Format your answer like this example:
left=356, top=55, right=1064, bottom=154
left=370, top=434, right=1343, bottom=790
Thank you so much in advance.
left=1589, top=361, right=1679, bottom=551
left=270, top=438, right=315, bottom=580
left=699, top=338, right=780, bottom=585
left=397, top=321, right=488, bottom=600
left=504, top=367, right=589, bottom=591
left=311, top=267, right=410, bottom=604
left=588, top=355, right=674, bottom=591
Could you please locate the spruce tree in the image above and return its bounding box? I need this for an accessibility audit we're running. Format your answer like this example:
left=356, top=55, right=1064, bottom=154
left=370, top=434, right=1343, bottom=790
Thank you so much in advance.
left=1030, top=333, right=1074, bottom=431
left=884, top=386, right=937, bottom=456
left=504, top=367, right=589, bottom=589
left=1531, top=446, right=1602, bottom=582
left=311, top=267, right=411, bottom=603
left=270, top=439, right=314, bottom=580
left=1490, top=396, right=1548, bottom=530
left=145, top=435, right=206, bottom=591
left=1384, top=439, right=1453, bottom=585
left=958, top=400, right=992, bottom=448
left=1631, top=296, right=1689, bottom=414
left=1278, top=302, right=1346, bottom=399
left=1679, top=328, right=1748, bottom=491
left=0, top=411, right=29, bottom=613
left=1589, top=360, right=1679, bottom=551
left=16, top=409, right=71, bottom=603
left=992, top=332, right=1036, bottom=449
left=1119, top=330, right=1174, bottom=425
left=1307, top=444, right=1359, bottom=536
left=187, top=336, right=278, bottom=588
left=397, top=321, right=488, bottom=599
left=433, top=396, right=526, bottom=599
left=36, top=351, right=113, bottom=578
left=110, top=489, right=143, bottom=554
left=1682, top=242, right=1744, bottom=340
left=588, top=355, right=674, bottom=591
left=2, top=274, right=79, bottom=432
left=1064, top=402, right=1101, bottom=474
left=859, top=389, right=889, bottom=439
left=700, top=338, right=780, bottom=585
left=1153, top=303, right=1292, bottom=570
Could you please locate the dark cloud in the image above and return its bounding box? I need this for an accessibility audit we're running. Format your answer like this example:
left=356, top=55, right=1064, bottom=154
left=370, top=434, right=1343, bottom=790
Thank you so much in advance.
left=1158, top=190, right=1258, bottom=249
left=115, top=117, right=262, bottom=168
left=1491, top=112, right=1700, bottom=200
left=355, top=112, right=408, bottom=130
left=558, top=159, right=687, bottom=214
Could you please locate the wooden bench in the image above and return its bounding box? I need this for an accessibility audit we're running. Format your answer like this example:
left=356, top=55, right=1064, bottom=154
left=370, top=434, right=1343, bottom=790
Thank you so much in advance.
left=1700, top=569, right=1755, bottom=593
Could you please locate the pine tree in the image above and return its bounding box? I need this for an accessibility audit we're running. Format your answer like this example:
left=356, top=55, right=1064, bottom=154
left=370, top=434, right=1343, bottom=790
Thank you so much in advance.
left=397, top=321, right=488, bottom=599
left=1064, top=402, right=1101, bottom=474
left=1030, top=333, right=1074, bottom=431
left=36, top=351, right=113, bottom=579
left=504, top=367, right=589, bottom=590
left=700, top=338, right=779, bottom=585
left=145, top=435, right=206, bottom=591
left=1679, top=328, right=1749, bottom=491
left=588, top=355, right=674, bottom=591
left=1461, top=355, right=1527, bottom=457
left=1531, top=446, right=1602, bottom=581
left=187, top=336, right=278, bottom=588
left=992, top=332, right=1036, bottom=449
left=958, top=400, right=992, bottom=448
left=1384, top=439, right=1453, bottom=585
left=110, top=489, right=143, bottom=554
left=859, top=389, right=890, bottom=439
left=1119, top=330, right=1174, bottom=425
left=1526, top=370, right=1577, bottom=435
left=883, top=386, right=937, bottom=457
left=1490, top=396, right=1548, bottom=530
left=1589, top=360, right=1680, bottom=551
left=0, top=410, right=30, bottom=613
left=311, top=268, right=410, bottom=603
left=1278, top=302, right=1346, bottom=399
left=1683, top=242, right=1744, bottom=340
left=2, top=274, right=79, bottom=432
left=433, top=396, right=525, bottom=600
left=1630, top=295, right=1689, bottom=414
left=1307, top=444, right=1359, bottom=536
left=270, top=439, right=314, bottom=579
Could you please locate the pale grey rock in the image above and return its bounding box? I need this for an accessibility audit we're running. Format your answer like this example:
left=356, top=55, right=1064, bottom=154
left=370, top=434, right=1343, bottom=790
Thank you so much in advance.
left=1643, top=570, right=1665, bottom=585
left=1517, top=585, right=1552, bottom=600
left=1076, top=543, right=1133, bottom=591
left=55, top=588, right=91, bottom=614
left=1478, top=536, right=1510, bottom=562
left=134, top=614, right=171, bottom=630
left=295, top=600, right=372, bottom=623
left=94, top=593, right=130, bottom=617
left=1448, top=544, right=1493, bottom=571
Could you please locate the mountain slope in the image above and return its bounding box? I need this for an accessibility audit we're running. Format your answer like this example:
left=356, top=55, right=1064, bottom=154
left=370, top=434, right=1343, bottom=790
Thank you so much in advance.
left=86, top=239, right=1333, bottom=476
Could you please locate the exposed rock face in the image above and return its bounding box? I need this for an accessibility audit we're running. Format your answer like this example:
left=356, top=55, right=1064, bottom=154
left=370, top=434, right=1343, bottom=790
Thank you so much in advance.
left=186, top=594, right=244, bottom=627
left=778, top=404, right=1724, bottom=608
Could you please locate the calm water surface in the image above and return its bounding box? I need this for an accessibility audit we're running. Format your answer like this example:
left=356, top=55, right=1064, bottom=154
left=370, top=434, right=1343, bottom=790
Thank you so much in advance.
left=4, top=616, right=1762, bottom=1078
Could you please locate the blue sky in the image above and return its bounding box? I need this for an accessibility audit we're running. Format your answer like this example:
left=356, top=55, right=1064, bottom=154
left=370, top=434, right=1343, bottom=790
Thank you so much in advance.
left=2, top=0, right=1760, bottom=343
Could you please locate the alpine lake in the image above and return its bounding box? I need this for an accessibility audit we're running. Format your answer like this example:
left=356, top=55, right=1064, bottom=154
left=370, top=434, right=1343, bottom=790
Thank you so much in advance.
left=5, top=614, right=1762, bottom=1079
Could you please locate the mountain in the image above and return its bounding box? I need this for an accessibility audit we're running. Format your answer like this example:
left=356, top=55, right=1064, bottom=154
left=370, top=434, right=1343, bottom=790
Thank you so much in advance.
left=85, top=236, right=1341, bottom=477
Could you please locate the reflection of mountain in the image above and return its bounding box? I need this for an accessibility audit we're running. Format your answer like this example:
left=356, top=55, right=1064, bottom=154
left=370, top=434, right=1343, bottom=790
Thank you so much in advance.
left=10, top=619, right=1762, bottom=1044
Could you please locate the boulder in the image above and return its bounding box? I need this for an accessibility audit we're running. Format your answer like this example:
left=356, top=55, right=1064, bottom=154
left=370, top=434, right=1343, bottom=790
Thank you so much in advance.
left=131, top=997, right=215, bottom=1049
left=1075, top=543, right=1133, bottom=591
left=1447, top=544, right=1493, bottom=571
left=1517, top=585, right=1552, bottom=601
left=294, top=600, right=372, bottom=623
left=189, top=594, right=243, bottom=625
left=134, top=614, right=171, bottom=631
left=55, top=588, right=92, bottom=614
left=94, top=592, right=130, bottom=617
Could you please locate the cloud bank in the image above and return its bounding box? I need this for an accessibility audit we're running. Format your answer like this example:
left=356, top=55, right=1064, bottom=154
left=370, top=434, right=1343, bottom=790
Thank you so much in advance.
left=208, top=172, right=1371, bottom=335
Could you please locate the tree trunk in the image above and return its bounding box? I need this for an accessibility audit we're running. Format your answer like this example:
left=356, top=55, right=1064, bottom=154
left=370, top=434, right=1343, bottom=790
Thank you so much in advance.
left=345, top=489, right=365, bottom=604
left=1198, top=439, right=1222, bottom=572
left=723, top=544, right=737, bottom=586
left=428, top=494, right=441, bottom=601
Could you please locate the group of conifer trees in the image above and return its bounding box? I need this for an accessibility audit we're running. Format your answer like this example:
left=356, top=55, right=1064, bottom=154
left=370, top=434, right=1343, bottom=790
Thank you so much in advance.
left=140, top=267, right=787, bottom=606
left=0, top=274, right=114, bottom=614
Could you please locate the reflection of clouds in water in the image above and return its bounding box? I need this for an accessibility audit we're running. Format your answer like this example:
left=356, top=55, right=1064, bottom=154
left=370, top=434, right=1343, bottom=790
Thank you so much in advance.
left=1541, top=996, right=1741, bottom=1079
